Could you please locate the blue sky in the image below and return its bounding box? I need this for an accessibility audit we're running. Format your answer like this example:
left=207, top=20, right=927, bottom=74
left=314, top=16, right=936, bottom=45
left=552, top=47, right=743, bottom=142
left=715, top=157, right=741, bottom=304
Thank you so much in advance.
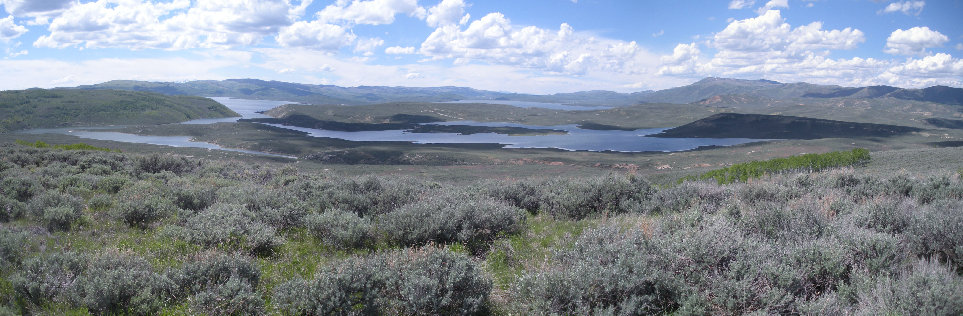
left=0, top=0, right=960, bottom=93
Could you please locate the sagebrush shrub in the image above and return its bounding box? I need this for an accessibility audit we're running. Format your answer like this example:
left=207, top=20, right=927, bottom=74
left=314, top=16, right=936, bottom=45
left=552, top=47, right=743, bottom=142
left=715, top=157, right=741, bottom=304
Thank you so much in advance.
left=114, top=181, right=176, bottom=228
left=115, top=196, right=176, bottom=229
left=177, top=203, right=283, bottom=256
left=477, top=179, right=543, bottom=214
left=910, top=175, right=963, bottom=204
left=136, top=154, right=199, bottom=175
left=168, top=251, right=263, bottom=315
left=28, top=191, right=85, bottom=232
left=0, top=176, right=41, bottom=202
left=70, top=250, right=173, bottom=315
left=856, top=260, right=963, bottom=315
left=12, top=252, right=88, bottom=308
left=94, top=174, right=130, bottom=194
left=169, top=177, right=219, bottom=212
left=516, top=223, right=682, bottom=315
left=321, top=175, right=428, bottom=217
left=907, top=200, right=963, bottom=272
left=0, top=227, right=27, bottom=269
left=378, top=189, right=525, bottom=253
left=0, top=195, right=26, bottom=222
left=274, top=246, right=490, bottom=315
left=539, top=174, right=654, bottom=219
left=303, top=209, right=373, bottom=249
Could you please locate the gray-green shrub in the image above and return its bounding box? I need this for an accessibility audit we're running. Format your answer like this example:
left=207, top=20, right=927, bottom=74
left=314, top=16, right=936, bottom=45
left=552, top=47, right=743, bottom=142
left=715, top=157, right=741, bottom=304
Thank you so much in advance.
left=274, top=246, right=490, bottom=315
left=70, top=250, right=173, bottom=315
left=303, top=209, right=373, bottom=249
left=168, top=252, right=263, bottom=315
left=378, top=189, right=525, bottom=253
left=177, top=203, right=282, bottom=256
left=856, top=259, right=963, bottom=315
left=539, top=174, right=654, bottom=219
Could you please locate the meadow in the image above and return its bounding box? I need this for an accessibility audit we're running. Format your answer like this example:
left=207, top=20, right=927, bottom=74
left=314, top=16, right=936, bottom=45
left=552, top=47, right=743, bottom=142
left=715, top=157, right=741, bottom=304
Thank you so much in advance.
left=1, top=142, right=961, bottom=315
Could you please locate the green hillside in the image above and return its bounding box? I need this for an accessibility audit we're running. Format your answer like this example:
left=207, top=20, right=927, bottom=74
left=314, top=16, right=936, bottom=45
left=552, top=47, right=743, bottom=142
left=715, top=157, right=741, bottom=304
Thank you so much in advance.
left=0, top=89, right=238, bottom=132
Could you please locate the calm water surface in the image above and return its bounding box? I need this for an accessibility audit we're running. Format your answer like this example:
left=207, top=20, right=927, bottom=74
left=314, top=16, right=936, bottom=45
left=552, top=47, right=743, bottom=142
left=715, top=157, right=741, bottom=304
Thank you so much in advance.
left=19, top=98, right=766, bottom=155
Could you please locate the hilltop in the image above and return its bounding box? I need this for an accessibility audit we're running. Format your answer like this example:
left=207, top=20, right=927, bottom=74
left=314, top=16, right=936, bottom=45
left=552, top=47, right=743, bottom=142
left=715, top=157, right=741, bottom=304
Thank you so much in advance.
left=69, top=77, right=963, bottom=108
left=0, top=89, right=237, bottom=132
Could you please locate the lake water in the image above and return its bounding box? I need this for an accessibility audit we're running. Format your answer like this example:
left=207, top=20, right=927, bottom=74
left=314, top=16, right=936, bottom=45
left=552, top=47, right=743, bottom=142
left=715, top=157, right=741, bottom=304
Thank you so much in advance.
left=19, top=127, right=295, bottom=159
left=19, top=97, right=766, bottom=155
left=441, top=100, right=612, bottom=111
left=264, top=120, right=762, bottom=153
left=181, top=97, right=296, bottom=124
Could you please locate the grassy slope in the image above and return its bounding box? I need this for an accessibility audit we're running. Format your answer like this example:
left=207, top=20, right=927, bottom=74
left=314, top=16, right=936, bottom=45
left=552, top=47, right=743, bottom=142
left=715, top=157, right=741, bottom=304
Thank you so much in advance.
left=0, top=89, right=238, bottom=132
left=1, top=143, right=961, bottom=315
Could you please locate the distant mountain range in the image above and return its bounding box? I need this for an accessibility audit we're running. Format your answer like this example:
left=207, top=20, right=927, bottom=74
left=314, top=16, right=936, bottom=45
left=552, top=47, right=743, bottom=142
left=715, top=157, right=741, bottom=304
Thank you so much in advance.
left=67, top=77, right=963, bottom=107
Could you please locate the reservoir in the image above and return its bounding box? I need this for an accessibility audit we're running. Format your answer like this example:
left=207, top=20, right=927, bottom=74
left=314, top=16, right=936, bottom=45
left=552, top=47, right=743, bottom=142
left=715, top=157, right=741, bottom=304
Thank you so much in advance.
left=20, top=98, right=766, bottom=155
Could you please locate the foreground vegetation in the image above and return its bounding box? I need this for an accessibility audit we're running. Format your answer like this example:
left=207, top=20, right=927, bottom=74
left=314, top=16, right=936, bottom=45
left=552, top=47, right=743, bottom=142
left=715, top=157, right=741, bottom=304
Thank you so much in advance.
left=685, top=148, right=871, bottom=184
left=0, top=142, right=961, bottom=314
left=0, top=89, right=237, bottom=132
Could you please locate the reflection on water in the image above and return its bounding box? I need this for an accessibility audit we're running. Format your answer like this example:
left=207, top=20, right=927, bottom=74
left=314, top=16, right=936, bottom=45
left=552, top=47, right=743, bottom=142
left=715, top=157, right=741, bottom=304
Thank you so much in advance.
left=441, top=100, right=611, bottom=111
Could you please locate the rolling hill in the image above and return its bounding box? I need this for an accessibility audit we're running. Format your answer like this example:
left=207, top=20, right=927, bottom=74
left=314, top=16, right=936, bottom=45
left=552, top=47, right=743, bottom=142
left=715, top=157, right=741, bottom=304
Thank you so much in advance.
left=653, top=113, right=922, bottom=139
left=0, top=89, right=238, bottom=132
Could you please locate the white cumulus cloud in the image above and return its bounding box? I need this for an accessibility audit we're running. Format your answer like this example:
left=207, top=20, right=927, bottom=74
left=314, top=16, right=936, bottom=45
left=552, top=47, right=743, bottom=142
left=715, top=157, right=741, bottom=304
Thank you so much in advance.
left=756, top=0, right=788, bottom=15
left=728, top=0, right=756, bottom=9
left=276, top=20, right=356, bottom=50
left=33, top=0, right=310, bottom=49
left=426, top=0, right=467, bottom=27
left=318, top=0, right=425, bottom=26
left=0, top=15, right=27, bottom=40
left=884, top=26, right=948, bottom=56
left=658, top=42, right=702, bottom=75
left=881, top=1, right=925, bottom=15
left=385, top=45, right=415, bottom=54
left=354, top=37, right=384, bottom=55
left=419, top=12, right=656, bottom=76
left=0, top=0, right=72, bottom=15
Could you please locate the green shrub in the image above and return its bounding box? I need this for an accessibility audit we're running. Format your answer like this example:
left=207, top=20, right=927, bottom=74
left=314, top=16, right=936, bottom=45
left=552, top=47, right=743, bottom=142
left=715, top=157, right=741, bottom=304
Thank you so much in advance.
left=645, top=181, right=730, bottom=214
left=168, top=252, right=263, bottom=315
left=907, top=200, right=963, bottom=272
left=177, top=203, right=283, bottom=256
left=136, top=154, right=198, bottom=175
left=43, top=206, right=82, bottom=232
left=0, top=176, right=41, bottom=202
left=87, top=194, right=112, bottom=211
left=539, top=174, right=654, bottom=219
left=910, top=175, right=963, bottom=204
left=853, top=196, right=915, bottom=234
left=378, top=189, right=525, bottom=253
left=856, top=260, right=963, bottom=315
left=70, top=250, right=173, bottom=315
left=274, top=246, right=490, bottom=315
left=685, top=148, right=871, bottom=184
left=0, top=228, right=28, bottom=270
left=28, top=191, right=85, bottom=232
left=12, top=252, right=87, bottom=309
left=273, top=256, right=381, bottom=315
left=94, top=174, right=130, bottom=194
left=303, top=210, right=373, bottom=249
left=115, top=196, right=177, bottom=229
left=320, top=175, right=428, bottom=217
left=0, top=196, right=26, bottom=222
left=478, top=179, right=543, bottom=214
left=516, top=224, right=682, bottom=315
left=170, top=178, right=218, bottom=212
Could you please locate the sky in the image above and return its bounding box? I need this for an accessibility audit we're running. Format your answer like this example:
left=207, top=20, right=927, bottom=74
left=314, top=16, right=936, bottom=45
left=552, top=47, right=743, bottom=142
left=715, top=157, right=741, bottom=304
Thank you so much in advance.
left=0, top=0, right=961, bottom=94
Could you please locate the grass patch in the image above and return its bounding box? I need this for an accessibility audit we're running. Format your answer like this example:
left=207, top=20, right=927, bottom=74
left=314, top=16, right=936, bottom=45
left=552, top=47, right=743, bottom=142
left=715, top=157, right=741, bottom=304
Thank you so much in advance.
left=682, top=148, right=871, bottom=184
